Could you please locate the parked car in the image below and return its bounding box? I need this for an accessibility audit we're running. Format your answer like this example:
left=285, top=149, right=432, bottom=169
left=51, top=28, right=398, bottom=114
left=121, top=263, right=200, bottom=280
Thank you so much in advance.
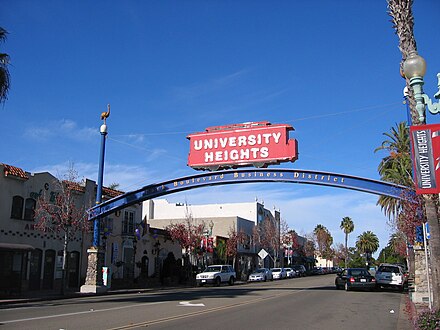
left=311, top=267, right=324, bottom=275
left=331, top=266, right=342, bottom=274
left=285, top=267, right=296, bottom=278
left=196, top=265, right=236, bottom=286
left=393, top=263, right=409, bottom=282
left=292, top=265, right=307, bottom=277
left=271, top=268, right=287, bottom=280
left=375, top=263, right=406, bottom=291
left=335, top=268, right=376, bottom=291
left=248, top=268, right=273, bottom=282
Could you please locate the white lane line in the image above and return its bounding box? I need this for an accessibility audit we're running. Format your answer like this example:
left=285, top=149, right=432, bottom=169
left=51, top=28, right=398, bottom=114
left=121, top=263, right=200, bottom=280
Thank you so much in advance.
left=179, top=301, right=205, bottom=307
left=1, top=301, right=167, bottom=324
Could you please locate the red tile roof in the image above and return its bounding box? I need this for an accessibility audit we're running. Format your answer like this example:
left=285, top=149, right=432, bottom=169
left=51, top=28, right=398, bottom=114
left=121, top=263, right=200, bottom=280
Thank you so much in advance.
left=3, top=164, right=29, bottom=180
left=63, top=180, right=86, bottom=193
left=103, top=186, right=124, bottom=198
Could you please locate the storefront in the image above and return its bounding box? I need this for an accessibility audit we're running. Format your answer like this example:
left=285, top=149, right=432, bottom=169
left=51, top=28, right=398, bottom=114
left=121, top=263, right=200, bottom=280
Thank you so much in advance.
left=0, top=243, right=34, bottom=295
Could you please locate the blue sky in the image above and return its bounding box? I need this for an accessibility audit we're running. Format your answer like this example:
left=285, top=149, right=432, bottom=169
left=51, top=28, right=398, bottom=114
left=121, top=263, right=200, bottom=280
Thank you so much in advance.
left=2, top=1, right=440, bottom=256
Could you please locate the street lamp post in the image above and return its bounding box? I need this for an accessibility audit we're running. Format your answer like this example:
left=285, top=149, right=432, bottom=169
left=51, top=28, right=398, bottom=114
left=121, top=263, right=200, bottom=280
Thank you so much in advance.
left=80, top=105, right=111, bottom=294
left=403, top=51, right=440, bottom=122
left=403, top=53, right=440, bottom=309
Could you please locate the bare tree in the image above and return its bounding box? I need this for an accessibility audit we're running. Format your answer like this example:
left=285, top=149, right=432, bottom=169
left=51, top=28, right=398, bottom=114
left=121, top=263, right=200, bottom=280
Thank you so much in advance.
left=253, top=216, right=279, bottom=265
left=165, top=204, right=207, bottom=277
left=34, top=166, right=90, bottom=294
left=226, top=224, right=247, bottom=268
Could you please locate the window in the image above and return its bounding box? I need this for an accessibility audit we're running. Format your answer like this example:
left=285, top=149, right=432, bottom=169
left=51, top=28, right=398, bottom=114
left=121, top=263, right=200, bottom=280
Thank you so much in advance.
left=100, top=217, right=114, bottom=237
left=11, top=196, right=24, bottom=219
left=122, top=211, right=135, bottom=235
left=24, top=198, right=36, bottom=220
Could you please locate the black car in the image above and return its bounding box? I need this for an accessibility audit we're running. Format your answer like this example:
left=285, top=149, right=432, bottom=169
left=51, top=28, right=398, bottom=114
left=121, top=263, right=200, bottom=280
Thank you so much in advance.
left=292, top=265, right=307, bottom=277
left=335, top=268, right=376, bottom=291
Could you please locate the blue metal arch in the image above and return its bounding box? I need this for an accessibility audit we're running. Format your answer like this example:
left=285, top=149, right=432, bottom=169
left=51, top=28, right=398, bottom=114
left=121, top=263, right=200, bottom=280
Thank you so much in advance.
left=88, top=168, right=409, bottom=221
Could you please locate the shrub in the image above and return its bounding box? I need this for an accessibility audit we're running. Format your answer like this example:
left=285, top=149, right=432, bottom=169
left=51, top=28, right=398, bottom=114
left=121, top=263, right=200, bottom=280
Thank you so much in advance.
left=415, top=309, right=440, bottom=330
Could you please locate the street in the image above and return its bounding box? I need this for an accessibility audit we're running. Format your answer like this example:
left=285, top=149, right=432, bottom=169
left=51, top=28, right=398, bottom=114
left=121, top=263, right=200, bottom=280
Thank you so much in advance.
left=0, top=274, right=410, bottom=330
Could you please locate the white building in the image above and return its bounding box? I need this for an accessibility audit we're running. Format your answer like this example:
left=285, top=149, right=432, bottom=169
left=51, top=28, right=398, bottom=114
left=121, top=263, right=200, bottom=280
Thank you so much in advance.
left=143, top=199, right=281, bottom=280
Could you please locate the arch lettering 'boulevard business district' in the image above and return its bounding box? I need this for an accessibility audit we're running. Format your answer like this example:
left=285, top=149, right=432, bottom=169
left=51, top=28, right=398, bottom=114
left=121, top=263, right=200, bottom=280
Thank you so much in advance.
left=88, top=169, right=407, bottom=222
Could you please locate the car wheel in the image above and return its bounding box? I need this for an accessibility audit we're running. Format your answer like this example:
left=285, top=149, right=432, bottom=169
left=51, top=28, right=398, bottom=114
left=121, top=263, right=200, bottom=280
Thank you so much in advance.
left=228, top=277, right=235, bottom=286
left=215, top=277, right=221, bottom=286
left=264, top=276, right=267, bottom=282
left=345, top=282, right=350, bottom=291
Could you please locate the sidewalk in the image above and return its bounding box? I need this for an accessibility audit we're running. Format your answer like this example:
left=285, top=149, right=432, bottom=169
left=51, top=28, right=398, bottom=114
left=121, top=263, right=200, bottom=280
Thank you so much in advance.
left=0, top=284, right=192, bottom=305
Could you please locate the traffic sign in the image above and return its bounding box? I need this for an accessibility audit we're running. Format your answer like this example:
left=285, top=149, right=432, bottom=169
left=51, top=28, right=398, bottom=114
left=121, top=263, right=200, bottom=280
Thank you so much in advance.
left=258, top=249, right=268, bottom=259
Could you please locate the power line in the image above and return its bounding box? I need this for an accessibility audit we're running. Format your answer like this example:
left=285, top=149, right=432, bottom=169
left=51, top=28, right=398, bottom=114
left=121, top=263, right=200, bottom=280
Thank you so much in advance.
left=110, top=102, right=402, bottom=137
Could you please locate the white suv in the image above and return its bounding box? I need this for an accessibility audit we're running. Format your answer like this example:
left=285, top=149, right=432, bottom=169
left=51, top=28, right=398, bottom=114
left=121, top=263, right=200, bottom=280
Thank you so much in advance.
left=375, top=263, right=406, bottom=291
left=196, top=265, right=236, bottom=286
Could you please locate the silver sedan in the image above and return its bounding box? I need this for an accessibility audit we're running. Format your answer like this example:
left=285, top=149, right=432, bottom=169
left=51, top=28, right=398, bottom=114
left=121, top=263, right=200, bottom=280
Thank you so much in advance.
left=248, top=268, right=273, bottom=282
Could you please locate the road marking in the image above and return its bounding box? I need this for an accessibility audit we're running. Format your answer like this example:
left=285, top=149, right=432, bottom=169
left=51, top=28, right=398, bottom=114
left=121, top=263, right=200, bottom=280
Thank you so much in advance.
left=109, top=288, right=308, bottom=329
left=179, top=301, right=205, bottom=307
left=0, top=301, right=167, bottom=324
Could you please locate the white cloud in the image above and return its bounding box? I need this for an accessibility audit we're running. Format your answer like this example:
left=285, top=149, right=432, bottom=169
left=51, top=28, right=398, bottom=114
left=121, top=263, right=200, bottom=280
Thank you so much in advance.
left=171, top=69, right=249, bottom=100
left=24, top=119, right=97, bottom=142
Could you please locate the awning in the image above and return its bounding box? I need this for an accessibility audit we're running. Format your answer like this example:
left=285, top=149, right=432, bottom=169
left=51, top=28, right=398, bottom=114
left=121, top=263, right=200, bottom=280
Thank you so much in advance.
left=0, top=243, right=35, bottom=251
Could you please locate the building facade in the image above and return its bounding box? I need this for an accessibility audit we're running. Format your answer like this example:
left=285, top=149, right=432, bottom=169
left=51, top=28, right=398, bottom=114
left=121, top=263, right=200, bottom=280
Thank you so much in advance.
left=0, top=163, right=180, bottom=296
left=142, top=199, right=282, bottom=280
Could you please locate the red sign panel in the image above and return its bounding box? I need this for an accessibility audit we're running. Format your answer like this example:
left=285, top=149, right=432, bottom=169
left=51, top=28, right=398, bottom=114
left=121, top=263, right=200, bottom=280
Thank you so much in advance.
left=187, top=121, right=298, bottom=170
left=410, top=123, right=440, bottom=194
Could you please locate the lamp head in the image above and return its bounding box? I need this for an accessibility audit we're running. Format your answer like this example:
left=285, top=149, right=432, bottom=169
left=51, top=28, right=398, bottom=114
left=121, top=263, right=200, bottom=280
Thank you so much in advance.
left=403, top=51, right=427, bottom=79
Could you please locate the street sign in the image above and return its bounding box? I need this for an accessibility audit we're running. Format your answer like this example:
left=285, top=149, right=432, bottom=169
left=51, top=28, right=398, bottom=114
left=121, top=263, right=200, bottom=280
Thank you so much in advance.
left=258, top=249, right=268, bottom=259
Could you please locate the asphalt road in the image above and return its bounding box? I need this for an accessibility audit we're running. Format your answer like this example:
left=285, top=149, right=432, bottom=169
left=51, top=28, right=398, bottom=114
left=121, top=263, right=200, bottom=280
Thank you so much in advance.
left=0, top=274, right=411, bottom=330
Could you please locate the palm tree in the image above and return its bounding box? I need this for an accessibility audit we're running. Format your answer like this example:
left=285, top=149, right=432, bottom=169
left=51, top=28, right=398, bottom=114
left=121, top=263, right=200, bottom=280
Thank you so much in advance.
left=355, top=231, right=379, bottom=267
left=340, top=217, right=354, bottom=269
left=314, top=224, right=333, bottom=266
left=388, top=0, right=440, bottom=309
left=313, top=224, right=327, bottom=257
left=387, top=0, right=418, bottom=124
left=0, top=27, right=11, bottom=103
left=388, top=232, right=407, bottom=258
left=375, top=122, right=412, bottom=219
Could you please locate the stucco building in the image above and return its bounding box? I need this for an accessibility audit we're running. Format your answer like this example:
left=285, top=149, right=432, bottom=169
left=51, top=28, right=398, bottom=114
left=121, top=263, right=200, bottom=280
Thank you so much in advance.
left=0, top=163, right=180, bottom=295
left=142, top=199, right=281, bottom=280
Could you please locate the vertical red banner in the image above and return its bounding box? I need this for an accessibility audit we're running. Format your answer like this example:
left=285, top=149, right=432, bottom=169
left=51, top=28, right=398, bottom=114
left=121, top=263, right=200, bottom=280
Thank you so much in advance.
left=410, top=123, right=440, bottom=194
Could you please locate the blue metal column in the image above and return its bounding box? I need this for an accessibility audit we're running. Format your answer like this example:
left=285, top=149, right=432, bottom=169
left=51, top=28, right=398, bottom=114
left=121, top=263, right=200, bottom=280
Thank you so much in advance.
left=93, top=123, right=107, bottom=247
left=80, top=105, right=110, bottom=294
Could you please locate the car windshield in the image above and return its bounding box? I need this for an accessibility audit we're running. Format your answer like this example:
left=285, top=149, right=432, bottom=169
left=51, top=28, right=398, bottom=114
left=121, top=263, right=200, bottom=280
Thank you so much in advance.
left=254, top=269, right=265, bottom=273
left=272, top=268, right=281, bottom=272
left=349, top=269, right=370, bottom=276
left=205, top=266, right=221, bottom=272
left=378, top=266, right=400, bottom=273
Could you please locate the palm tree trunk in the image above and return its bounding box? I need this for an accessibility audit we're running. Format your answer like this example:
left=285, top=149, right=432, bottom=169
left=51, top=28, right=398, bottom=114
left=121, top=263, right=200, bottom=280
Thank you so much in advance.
left=344, top=233, right=348, bottom=269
